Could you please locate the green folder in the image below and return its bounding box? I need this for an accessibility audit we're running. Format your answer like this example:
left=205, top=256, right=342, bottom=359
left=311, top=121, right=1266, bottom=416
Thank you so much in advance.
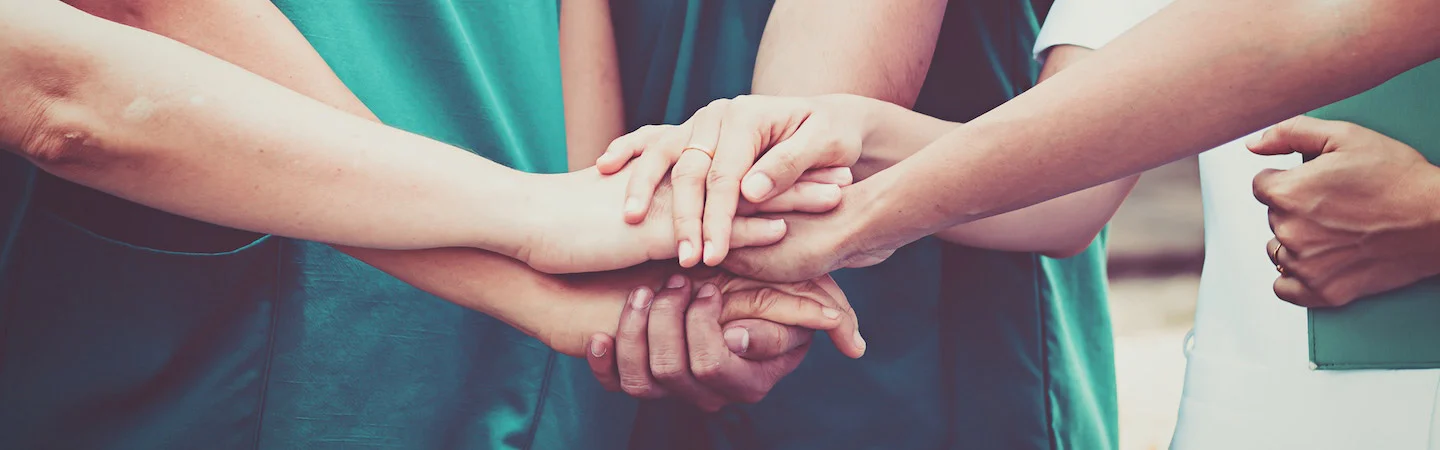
left=1305, top=59, right=1440, bottom=370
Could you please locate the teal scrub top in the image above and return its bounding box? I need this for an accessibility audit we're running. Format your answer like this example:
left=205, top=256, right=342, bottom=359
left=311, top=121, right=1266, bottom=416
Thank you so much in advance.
left=0, top=2, right=634, bottom=448
left=612, top=1, right=1117, bottom=449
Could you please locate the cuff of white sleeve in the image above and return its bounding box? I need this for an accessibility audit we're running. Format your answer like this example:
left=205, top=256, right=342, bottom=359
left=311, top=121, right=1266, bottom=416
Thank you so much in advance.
left=1033, top=0, right=1174, bottom=62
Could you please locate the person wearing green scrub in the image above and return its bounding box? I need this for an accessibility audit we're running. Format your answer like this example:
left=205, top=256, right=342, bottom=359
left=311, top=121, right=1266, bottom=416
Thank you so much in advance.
left=0, top=1, right=860, bottom=448
left=594, top=1, right=1124, bottom=448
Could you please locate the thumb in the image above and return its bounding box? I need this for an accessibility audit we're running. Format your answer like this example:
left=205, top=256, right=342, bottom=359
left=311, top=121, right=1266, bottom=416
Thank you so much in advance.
left=1247, top=116, right=1349, bottom=158
left=720, top=319, right=813, bottom=360
left=742, top=124, right=855, bottom=203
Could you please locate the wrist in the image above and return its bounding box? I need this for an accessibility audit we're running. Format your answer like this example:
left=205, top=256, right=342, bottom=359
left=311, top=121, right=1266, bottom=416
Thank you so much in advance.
left=838, top=174, right=927, bottom=262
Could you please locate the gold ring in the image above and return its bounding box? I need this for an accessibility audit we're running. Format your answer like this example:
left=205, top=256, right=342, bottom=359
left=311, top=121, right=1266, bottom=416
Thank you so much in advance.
left=682, top=145, right=715, bottom=158
left=1273, top=243, right=1287, bottom=275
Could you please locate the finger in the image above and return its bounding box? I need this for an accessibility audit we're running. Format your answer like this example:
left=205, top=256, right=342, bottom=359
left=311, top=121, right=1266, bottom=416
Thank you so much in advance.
left=726, top=217, right=787, bottom=249
left=744, top=124, right=852, bottom=203
left=671, top=150, right=714, bottom=267
left=720, top=319, right=813, bottom=361
left=1251, top=168, right=1288, bottom=207
left=621, top=127, right=690, bottom=224
left=686, top=283, right=752, bottom=400
left=596, top=126, right=655, bottom=174
left=615, top=287, right=667, bottom=399
left=738, top=182, right=843, bottom=215
left=1267, top=238, right=1283, bottom=266
left=1274, top=276, right=1324, bottom=308
left=585, top=333, right=621, bottom=392
left=794, top=167, right=854, bottom=186
left=716, top=286, right=846, bottom=333
left=1246, top=116, right=1347, bottom=158
left=648, top=276, right=730, bottom=411
left=811, top=274, right=865, bottom=358
left=702, top=112, right=763, bottom=267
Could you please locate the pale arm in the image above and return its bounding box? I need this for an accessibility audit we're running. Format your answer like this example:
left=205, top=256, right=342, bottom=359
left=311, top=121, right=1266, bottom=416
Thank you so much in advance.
left=853, top=0, right=1440, bottom=253
left=560, top=0, right=625, bottom=170
left=931, top=45, right=1138, bottom=257
left=4, top=1, right=541, bottom=256
left=754, top=3, right=1129, bottom=257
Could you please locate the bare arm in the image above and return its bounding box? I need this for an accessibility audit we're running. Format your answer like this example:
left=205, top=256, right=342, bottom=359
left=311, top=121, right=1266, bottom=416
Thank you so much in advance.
left=752, top=0, right=945, bottom=107
left=853, top=0, right=1440, bottom=253
left=4, top=0, right=538, bottom=255
left=932, top=45, right=1138, bottom=257
left=560, top=0, right=625, bottom=170
left=755, top=4, right=1129, bottom=257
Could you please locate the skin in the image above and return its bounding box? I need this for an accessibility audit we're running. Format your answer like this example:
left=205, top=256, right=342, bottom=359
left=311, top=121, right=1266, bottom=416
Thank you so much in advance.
left=2, top=0, right=866, bottom=358
left=559, top=0, right=626, bottom=170
left=704, top=0, right=1440, bottom=282
left=0, top=0, right=833, bottom=273
left=1252, top=116, right=1440, bottom=308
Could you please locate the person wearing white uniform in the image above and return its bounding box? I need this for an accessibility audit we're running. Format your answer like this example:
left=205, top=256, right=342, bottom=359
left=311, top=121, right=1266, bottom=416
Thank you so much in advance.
left=1037, top=1, right=1440, bottom=448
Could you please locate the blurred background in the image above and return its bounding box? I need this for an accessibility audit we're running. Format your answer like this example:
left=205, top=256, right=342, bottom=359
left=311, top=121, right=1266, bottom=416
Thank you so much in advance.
left=1106, top=156, right=1203, bottom=450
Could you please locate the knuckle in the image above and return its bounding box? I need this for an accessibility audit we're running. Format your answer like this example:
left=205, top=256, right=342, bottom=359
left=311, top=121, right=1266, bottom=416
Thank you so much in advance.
left=650, top=360, right=687, bottom=382
left=689, top=355, right=725, bottom=382
left=707, top=170, right=741, bottom=189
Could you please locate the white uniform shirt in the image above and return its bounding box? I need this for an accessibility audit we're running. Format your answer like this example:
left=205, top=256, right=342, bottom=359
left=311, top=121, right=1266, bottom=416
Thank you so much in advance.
left=1035, top=2, right=1440, bottom=448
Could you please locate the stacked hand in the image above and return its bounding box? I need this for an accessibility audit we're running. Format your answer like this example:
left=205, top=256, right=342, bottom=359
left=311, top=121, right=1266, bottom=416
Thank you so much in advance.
left=1251, top=116, right=1440, bottom=307
left=594, top=94, right=896, bottom=281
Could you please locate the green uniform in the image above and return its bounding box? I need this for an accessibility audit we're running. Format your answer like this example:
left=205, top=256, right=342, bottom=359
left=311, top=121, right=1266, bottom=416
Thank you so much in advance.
left=0, top=2, right=633, bottom=448
left=612, top=1, right=1117, bottom=448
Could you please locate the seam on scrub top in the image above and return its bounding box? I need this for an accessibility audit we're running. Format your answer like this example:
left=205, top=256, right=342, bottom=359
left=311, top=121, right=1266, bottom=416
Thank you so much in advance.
left=250, top=240, right=284, bottom=449
left=519, top=350, right=560, bottom=450
left=1033, top=252, right=1059, bottom=450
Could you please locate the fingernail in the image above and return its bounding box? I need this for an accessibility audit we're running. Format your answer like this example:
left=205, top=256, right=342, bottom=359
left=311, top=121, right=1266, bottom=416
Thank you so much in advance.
left=624, top=197, right=644, bottom=215
left=854, top=330, right=866, bottom=352
left=590, top=339, right=607, bottom=357
left=822, top=308, right=841, bottom=320
left=770, top=219, right=786, bottom=234
left=630, top=288, right=652, bottom=309
left=1244, top=134, right=1263, bottom=149
left=724, top=328, right=750, bottom=355
left=666, top=274, right=686, bottom=289
left=702, top=240, right=716, bottom=264
left=697, top=283, right=718, bottom=299
left=742, top=173, right=774, bottom=199
left=819, top=184, right=842, bottom=201
left=678, top=240, right=696, bottom=262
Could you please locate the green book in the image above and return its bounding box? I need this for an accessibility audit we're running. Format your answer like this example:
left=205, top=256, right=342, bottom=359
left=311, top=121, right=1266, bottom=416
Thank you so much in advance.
left=1306, top=59, right=1440, bottom=370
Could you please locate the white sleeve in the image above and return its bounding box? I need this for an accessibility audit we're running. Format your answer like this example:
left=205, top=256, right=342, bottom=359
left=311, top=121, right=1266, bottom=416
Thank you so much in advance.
left=1034, top=0, right=1174, bottom=61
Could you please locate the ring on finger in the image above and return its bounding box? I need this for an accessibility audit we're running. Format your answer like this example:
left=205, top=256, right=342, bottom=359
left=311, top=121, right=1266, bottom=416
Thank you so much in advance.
left=683, top=145, right=716, bottom=158
left=1273, top=242, right=1287, bottom=275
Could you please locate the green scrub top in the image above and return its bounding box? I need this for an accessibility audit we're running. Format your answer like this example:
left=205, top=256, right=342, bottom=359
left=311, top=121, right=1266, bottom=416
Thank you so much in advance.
left=612, top=1, right=1117, bottom=449
left=0, top=1, right=634, bottom=448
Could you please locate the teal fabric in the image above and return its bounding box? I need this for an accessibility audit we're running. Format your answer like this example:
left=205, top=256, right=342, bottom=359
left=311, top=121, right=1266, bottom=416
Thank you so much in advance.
left=1305, top=59, right=1440, bottom=370
left=613, top=1, right=1117, bottom=449
left=0, top=2, right=634, bottom=448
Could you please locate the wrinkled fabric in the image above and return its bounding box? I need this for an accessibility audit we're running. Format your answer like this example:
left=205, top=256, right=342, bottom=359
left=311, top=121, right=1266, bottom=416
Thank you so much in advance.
left=0, top=2, right=634, bottom=449
left=613, top=1, right=1117, bottom=449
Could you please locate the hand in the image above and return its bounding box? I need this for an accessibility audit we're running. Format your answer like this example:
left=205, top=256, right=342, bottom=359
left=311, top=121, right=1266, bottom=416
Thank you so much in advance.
left=1250, top=116, right=1440, bottom=307
left=595, top=94, right=876, bottom=267
left=718, top=179, right=901, bottom=283
left=582, top=272, right=862, bottom=411
left=519, top=165, right=842, bottom=274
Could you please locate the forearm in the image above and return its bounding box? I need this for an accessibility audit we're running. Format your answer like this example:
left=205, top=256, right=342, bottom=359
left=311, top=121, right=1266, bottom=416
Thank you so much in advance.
left=854, top=0, right=1440, bottom=251
left=752, top=0, right=946, bottom=105
left=45, top=0, right=595, bottom=338
left=934, top=45, right=1138, bottom=256
left=6, top=1, right=539, bottom=254
left=560, top=0, right=625, bottom=170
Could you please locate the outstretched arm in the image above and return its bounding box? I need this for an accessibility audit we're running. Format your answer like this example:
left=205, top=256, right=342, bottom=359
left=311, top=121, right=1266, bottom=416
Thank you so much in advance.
left=857, top=0, right=1440, bottom=250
